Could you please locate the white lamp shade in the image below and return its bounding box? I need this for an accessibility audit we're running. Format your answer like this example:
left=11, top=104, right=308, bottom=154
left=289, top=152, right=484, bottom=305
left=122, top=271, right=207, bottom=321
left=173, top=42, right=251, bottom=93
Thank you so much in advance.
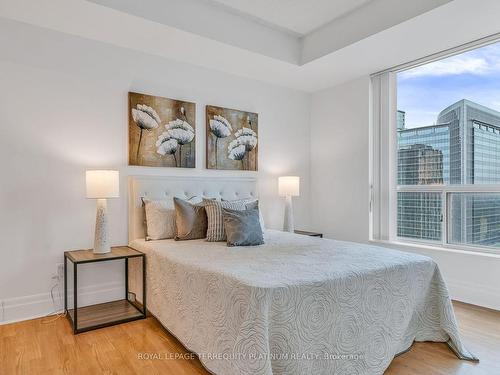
left=278, top=176, right=300, bottom=197
left=86, top=170, right=120, bottom=199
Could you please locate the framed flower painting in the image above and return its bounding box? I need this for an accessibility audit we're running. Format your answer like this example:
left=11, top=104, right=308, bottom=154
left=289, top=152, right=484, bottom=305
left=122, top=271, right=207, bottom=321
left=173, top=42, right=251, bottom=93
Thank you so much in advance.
left=206, top=105, right=258, bottom=171
left=129, top=92, right=196, bottom=168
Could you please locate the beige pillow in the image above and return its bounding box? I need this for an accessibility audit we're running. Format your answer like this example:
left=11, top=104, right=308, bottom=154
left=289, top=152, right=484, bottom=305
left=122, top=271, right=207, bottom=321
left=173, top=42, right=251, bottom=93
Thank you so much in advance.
left=143, top=199, right=176, bottom=240
left=174, top=197, right=208, bottom=240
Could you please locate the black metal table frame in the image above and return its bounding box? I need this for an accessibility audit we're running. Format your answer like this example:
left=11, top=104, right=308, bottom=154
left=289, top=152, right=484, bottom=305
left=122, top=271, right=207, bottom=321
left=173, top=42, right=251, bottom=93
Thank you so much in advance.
left=64, top=252, right=146, bottom=334
left=294, top=230, right=323, bottom=238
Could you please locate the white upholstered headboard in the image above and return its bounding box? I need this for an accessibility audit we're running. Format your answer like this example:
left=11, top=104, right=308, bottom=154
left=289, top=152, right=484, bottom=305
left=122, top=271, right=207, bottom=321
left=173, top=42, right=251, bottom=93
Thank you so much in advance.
left=128, top=176, right=258, bottom=242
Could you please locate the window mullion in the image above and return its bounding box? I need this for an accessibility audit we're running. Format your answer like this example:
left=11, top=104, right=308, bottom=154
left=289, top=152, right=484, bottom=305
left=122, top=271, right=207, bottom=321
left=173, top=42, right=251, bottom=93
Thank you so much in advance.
left=442, top=191, right=447, bottom=247
left=397, top=185, right=500, bottom=193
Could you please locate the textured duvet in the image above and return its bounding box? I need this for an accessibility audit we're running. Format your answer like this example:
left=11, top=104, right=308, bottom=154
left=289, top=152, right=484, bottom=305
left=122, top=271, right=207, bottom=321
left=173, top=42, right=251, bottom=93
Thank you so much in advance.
left=130, top=230, right=476, bottom=375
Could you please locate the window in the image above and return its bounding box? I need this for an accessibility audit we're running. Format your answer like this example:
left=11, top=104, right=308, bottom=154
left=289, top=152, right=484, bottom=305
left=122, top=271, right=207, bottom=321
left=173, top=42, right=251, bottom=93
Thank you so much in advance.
left=371, top=39, right=500, bottom=253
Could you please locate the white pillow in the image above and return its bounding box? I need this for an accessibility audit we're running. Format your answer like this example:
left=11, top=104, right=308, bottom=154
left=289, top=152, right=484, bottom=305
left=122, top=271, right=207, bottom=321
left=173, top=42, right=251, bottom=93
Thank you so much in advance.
left=143, top=196, right=202, bottom=240
left=143, top=199, right=176, bottom=240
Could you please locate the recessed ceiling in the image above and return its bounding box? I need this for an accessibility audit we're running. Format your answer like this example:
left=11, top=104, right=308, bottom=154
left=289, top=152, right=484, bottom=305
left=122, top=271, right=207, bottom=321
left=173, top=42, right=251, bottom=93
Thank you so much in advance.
left=85, top=0, right=452, bottom=65
left=3, top=0, right=497, bottom=92
left=207, top=0, right=374, bottom=35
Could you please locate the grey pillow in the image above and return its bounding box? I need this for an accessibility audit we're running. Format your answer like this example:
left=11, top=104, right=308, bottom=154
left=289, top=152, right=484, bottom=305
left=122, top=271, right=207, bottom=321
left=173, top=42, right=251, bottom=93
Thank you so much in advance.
left=173, top=197, right=208, bottom=241
left=222, top=205, right=264, bottom=247
left=203, top=198, right=256, bottom=242
left=223, top=198, right=266, bottom=232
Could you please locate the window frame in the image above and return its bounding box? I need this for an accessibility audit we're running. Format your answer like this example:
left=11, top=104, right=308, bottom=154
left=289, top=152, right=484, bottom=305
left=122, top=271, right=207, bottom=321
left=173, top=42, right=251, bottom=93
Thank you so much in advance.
left=370, top=33, right=500, bottom=255
left=396, top=184, right=500, bottom=254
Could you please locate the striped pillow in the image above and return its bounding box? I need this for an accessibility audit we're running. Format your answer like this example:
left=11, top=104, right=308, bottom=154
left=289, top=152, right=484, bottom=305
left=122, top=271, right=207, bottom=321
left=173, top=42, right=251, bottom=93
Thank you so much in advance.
left=203, top=198, right=255, bottom=241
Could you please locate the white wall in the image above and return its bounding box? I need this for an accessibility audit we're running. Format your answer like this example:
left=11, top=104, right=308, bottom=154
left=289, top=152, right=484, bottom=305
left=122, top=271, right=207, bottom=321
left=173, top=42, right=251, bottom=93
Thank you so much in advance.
left=310, top=77, right=371, bottom=242
left=310, top=76, right=500, bottom=311
left=0, top=24, right=311, bottom=323
left=3, top=5, right=500, bottom=325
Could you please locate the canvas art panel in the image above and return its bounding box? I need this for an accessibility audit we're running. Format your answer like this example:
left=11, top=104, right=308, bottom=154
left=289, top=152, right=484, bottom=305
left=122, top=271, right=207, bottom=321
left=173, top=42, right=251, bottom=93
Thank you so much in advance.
left=206, top=105, right=258, bottom=171
left=129, top=92, right=196, bottom=168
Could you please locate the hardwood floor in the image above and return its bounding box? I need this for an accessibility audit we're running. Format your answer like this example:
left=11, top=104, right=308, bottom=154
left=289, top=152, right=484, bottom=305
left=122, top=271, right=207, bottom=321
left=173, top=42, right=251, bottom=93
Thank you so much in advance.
left=386, top=301, right=500, bottom=375
left=1, top=301, right=499, bottom=374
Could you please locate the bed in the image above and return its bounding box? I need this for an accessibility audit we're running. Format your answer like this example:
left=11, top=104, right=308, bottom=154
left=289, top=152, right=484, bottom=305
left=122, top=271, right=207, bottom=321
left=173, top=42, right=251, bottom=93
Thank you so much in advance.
left=128, top=176, right=477, bottom=375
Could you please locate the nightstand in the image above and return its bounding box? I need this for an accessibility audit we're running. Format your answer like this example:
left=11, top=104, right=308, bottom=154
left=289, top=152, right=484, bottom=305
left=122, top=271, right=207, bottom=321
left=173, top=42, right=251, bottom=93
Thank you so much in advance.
left=294, top=230, right=323, bottom=238
left=64, top=246, right=146, bottom=334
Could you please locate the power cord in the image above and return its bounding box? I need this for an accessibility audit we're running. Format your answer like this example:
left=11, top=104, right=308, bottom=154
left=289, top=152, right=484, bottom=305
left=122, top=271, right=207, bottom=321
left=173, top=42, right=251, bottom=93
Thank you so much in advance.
left=41, top=274, right=67, bottom=324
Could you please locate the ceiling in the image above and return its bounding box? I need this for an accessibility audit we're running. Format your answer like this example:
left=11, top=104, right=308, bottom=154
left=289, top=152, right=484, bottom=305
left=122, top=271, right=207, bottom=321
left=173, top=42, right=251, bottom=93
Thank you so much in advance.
left=1, top=0, right=500, bottom=92
left=85, top=0, right=454, bottom=65
left=207, top=0, right=374, bottom=35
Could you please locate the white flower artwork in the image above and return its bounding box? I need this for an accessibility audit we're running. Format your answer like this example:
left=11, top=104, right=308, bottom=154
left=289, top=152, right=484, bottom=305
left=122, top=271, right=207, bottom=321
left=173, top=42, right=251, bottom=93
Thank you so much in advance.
left=166, top=119, right=195, bottom=144
left=129, top=92, right=196, bottom=168
left=156, top=132, right=179, bottom=165
left=160, top=114, right=195, bottom=167
left=209, top=115, right=233, bottom=168
left=210, top=115, right=233, bottom=138
left=228, top=142, right=246, bottom=161
left=206, top=106, right=258, bottom=171
left=234, top=127, right=258, bottom=151
left=131, top=104, right=160, bottom=160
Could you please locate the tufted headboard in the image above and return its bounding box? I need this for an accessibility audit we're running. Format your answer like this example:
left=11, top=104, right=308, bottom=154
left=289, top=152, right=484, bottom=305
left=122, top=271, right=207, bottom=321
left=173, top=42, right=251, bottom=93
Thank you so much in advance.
left=128, top=175, right=258, bottom=242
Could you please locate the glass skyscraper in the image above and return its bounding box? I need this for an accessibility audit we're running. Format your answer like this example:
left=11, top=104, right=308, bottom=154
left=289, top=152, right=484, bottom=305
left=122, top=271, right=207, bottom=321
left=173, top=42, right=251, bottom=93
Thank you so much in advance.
left=397, top=100, right=500, bottom=247
left=398, top=125, right=450, bottom=184
left=397, top=110, right=406, bottom=130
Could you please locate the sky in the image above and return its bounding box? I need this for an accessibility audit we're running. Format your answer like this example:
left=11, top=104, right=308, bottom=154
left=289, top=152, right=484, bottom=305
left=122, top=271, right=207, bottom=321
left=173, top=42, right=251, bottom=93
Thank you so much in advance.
left=397, top=42, right=500, bottom=129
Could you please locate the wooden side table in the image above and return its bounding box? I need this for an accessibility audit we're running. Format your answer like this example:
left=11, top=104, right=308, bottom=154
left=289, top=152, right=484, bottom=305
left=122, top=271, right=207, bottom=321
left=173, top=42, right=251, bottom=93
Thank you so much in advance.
left=64, top=246, right=146, bottom=334
left=294, top=230, right=323, bottom=238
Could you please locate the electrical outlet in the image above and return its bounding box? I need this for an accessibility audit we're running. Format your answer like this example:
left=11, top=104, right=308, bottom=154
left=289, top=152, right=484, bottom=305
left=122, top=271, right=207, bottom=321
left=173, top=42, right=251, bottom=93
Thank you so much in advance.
left=128, top=292, right=136, bottom=302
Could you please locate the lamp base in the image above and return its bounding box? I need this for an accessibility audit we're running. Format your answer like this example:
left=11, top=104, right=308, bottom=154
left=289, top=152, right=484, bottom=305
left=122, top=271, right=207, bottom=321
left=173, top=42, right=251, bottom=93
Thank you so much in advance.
left=94, top=198, right=111, bottom=254
left=283, top=195, right=294, bottom=232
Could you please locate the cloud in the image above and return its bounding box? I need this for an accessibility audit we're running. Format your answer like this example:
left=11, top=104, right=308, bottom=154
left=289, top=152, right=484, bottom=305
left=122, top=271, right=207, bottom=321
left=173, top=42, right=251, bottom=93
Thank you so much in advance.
left=397, top=42, right=500, bottom=129
left=400, top=55, right=490, bottom=79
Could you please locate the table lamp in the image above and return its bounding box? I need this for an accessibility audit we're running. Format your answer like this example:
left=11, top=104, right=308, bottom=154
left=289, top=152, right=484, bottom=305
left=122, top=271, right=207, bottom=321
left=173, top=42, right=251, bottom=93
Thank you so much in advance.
left=278, top=176, right=300, bottom=232
left=86, top=170, right=120, bottom=254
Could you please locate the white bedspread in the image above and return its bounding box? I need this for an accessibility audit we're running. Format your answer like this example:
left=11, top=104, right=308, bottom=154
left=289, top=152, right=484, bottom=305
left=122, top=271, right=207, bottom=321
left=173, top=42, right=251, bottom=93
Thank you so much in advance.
left=130, top=230, right=476, bottom=375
